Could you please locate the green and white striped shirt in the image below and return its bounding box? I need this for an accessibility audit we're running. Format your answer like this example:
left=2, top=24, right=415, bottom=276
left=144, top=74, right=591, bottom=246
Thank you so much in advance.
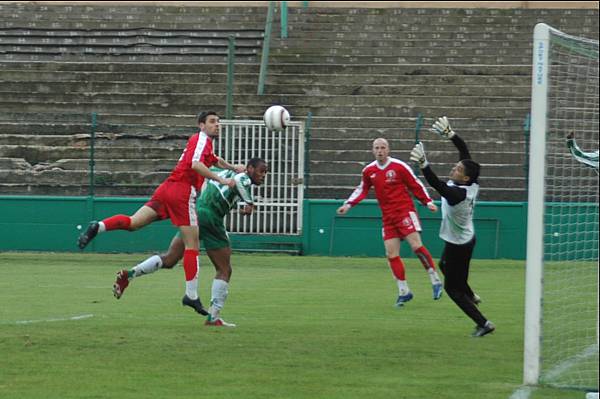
left=199, top=168, right=254, bottom=218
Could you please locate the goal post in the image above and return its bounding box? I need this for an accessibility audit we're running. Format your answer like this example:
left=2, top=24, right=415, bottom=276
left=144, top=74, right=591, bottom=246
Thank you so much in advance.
left=524, top=23, right=599, bottom=391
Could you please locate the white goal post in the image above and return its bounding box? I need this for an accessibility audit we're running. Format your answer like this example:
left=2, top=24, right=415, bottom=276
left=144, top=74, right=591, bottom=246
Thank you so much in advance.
left=524, top=23, right=599, bottom=391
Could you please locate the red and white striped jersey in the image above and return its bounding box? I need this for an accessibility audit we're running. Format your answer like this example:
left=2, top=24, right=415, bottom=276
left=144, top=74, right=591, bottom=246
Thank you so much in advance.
left=167, top=131, right=219, bottom=190
left=345, top=157, right=433, bottom=220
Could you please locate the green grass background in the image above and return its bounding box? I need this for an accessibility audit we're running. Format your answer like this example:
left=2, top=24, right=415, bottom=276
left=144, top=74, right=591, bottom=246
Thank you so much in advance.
left=0, top=252, right=593, bottom=399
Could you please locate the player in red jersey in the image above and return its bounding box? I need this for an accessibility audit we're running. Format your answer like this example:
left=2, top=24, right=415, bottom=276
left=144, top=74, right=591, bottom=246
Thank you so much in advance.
left=336, top=138, right=443, bottom=307
left=77, top=111, right=244, bottom=316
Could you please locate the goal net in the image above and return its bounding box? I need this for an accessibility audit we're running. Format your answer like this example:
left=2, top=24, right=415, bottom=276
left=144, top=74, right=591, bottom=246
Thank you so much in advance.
left=524, top=23, right=599, bottom=391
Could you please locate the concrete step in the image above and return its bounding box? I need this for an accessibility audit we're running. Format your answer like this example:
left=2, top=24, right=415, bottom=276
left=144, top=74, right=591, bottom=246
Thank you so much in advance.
left=31, top=158, right=179, bottom=173
left=0, top=44, right=260, bottom=57
left=308, top=137, right=527, bottom=152
left=0, top=111, right=207, bottom=128
left=0, top=133, right=189, bottom=148
left=308, top=149, right=525, bottom=164
left=0, top=53, right=258, bottom=64
left=262, top=84, right=530, bottom=97
left=0, top=100, right=530, bottom=120
left=272, top=38, right=534, bottom=50
left=0, top=144, right=182, bottom=163
left=0, top=61, right=260, bottom=73
left=0, top=70, right=261, bottom=85
left=269, top=54, right=531, bottom=65
left=0, top=156, right=30, bottom=170
left=0, top=91, right=532, bottom=108
left=0, top=2, right=267, bottom=14
left=0, top=29, right=264, bottom=43
left=283, top=22, right=597, bottom=36
left=272, top=44, right=533, bottom=58
left=268, top=63, right=531, bottom=76
left=265, top=73, right=529, bottom=86
left=0, top=69, right=530, bottom=88
left=0, top=60, right=528, bottom=76
left=0, top=81, right=261, bottom=95
left=0, top=169, right=167, bottom=184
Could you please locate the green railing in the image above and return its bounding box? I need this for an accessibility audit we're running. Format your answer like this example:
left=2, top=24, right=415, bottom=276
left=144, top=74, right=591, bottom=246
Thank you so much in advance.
left=257, top=1, right=275, bottom=96
left=280, top=1, right=288, bottom=39
left=226, top=36, right=236, bottom=119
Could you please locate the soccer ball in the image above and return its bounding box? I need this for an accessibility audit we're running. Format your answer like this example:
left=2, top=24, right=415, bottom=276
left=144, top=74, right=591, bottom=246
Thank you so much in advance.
left=263, top=105, right=290, bottom=131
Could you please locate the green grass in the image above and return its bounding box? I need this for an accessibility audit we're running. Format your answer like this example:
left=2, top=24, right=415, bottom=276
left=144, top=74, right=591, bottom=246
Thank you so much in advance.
left=0, top=252, right=592, bottom=399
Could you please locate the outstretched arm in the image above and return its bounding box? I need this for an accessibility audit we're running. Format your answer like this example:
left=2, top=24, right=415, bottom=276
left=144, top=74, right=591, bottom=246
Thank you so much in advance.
left=431, top=116, right=471, bottom=160
left=337, top=171, right=372, bottom=215
left=410, top=142, right=466, bottom=206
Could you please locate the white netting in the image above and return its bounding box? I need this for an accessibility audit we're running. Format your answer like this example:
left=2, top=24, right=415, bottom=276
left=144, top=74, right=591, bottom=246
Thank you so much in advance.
left=540, top=27, right=599, bottom=391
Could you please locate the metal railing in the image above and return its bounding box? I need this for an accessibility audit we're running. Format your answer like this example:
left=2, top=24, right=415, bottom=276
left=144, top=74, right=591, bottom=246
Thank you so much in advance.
left=218, top=119, right=305, bottom=235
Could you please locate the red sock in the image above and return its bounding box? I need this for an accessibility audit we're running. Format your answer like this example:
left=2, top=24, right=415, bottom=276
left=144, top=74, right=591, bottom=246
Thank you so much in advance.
left=415, top=246, right=436, bottom=270
left=387, top=256, right=406, bottom=280
left=183, top=249, right=199, bottom=281
left=102, top=215, right=131, bottom=231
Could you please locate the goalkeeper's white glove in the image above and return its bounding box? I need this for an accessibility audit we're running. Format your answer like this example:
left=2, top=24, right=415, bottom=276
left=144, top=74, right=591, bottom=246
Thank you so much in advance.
left=410, top=142, right=429, bottom=168
left=431, top=116, right=456, bottom=139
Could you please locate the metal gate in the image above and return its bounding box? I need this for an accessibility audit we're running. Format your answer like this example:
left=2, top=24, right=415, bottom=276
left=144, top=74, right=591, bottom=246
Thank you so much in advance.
left=216, top=120, right=305, bottom=235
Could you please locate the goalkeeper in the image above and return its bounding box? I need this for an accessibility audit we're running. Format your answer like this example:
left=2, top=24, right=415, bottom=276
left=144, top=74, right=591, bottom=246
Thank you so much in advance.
left=111, top=158, right=268, bottom=327
left=410, top=117, right=495, bottom=338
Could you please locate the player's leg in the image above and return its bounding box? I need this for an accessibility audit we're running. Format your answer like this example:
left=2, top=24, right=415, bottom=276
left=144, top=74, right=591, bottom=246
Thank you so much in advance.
left=165, top=183, right=207, bottom=316
left=404, top=228, right=443, bottom=300
left=113, top=235, right=184, bottom=299
left=441, top=240, right=494, bottom=336
left=201, top=212, right=235, bottom=326
left=178, top=225, right=207, bottom=314
left=383, top=234, right=412, bottom=307
left=78, top=205, right=158, bottom=249
left=205, top=247, right=235, bottom=327
left=179, top=229, right=208, bottom=314
left=113, top=234, right=185, bottom=299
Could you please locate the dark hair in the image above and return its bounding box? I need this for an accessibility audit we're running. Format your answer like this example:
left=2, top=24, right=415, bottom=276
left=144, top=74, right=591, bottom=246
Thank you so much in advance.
left=247, top=157, right=267, bottom=168
left=197, top=111, right=218, bottom=124
left=461, top=159, right=480, bottom=184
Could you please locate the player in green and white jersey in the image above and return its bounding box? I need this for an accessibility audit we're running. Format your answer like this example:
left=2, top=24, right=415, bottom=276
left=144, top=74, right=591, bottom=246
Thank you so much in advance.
left=567, top=132, right=599, bottom=172
left=112, top=158, right=268, bottom=327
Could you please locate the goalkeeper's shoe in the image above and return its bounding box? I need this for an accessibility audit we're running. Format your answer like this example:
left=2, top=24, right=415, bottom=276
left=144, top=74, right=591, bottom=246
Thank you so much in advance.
left=471, top=321, right=495, bottom=338
left=395, top=291, right=414, bottom=307
left=78, top=221, right=99, bottom=249
left=432, top=283, right=443, bottom=300
left=112, top=269, right=130, bottom=299
left=205, top=317, right=236, bottom=328
left=182, top=295, right=208, bottom=316
left=472, top=293, right=482, bottom=306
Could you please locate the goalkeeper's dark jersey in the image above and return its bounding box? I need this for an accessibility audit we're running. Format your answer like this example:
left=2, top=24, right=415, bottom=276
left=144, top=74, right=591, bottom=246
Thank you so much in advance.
left=199, top=168, right=254, bottom=218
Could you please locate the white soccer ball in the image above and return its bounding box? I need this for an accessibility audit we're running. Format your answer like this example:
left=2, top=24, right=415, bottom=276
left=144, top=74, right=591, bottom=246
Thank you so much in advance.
left=263, top=105, right=290, bottom=131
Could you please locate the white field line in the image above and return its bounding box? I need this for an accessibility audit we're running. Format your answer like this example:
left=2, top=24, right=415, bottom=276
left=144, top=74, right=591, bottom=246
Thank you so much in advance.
left=543, top=343, right=598, bottom=381
left=509, top=386, right=536, bottom=399
left=509, top=343, right=598, bottom=399
left=8, top=314, right=94, bottom=325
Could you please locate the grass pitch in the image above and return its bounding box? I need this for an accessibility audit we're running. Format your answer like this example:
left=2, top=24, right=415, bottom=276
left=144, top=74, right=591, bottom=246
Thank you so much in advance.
left=0, top=252, right=591, bottom=399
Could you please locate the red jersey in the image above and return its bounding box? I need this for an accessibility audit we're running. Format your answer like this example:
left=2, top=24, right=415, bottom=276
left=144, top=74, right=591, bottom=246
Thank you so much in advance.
left=167, top=131, right=219, bottom=190
left=345, top=157, right=433, bottom=221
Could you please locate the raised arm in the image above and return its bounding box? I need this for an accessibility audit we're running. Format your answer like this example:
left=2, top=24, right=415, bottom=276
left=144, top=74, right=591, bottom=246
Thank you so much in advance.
left=431, top=116, right=471, bottom=161
left=410, top=142, right=466, bottom=206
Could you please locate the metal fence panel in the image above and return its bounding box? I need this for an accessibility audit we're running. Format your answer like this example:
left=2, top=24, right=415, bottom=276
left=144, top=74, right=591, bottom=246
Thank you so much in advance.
left=217, top=119, right=304, bottom=235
